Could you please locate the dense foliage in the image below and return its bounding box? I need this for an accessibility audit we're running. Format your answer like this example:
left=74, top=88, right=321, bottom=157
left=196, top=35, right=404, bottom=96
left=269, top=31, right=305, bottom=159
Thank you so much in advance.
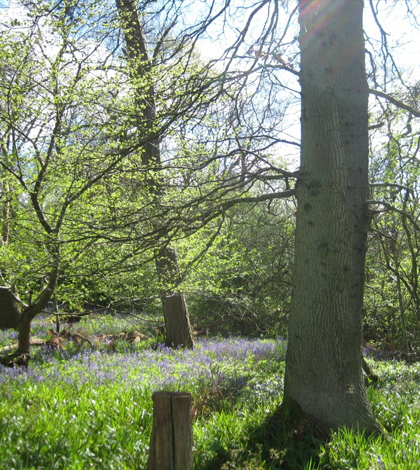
left=0, top=0, right=418, bottom=348
left=1, top=0, right=420, bottom=464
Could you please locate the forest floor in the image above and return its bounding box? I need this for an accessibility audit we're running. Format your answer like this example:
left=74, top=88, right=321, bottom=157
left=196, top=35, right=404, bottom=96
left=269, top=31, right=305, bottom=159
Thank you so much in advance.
left=0, top=313, right=419, bottom=469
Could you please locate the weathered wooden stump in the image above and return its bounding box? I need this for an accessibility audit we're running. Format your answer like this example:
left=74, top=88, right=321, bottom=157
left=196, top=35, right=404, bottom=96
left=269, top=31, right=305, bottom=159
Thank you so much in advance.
left=147, top=391, right=193, bottom=470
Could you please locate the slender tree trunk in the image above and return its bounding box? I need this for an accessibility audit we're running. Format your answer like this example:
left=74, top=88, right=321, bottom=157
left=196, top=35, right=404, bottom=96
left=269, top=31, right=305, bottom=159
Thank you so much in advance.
left=16, top=272, right=59, bottom=356
left=401, top=196, right=420, bottom=328
left=17, top=313, right=32, bottom=355
left=387, top=228, right=409, bottom=351
left=379, top=229, right=411, bottom=351
left=1, top=131, right=11, bottom=248
left=395, top=270, right=409, bottom=352
left=17, top=247, right=60, bottom=357
left=283, top=0, right=380, bottom=434
left=1, top=180, right=10, bottom=247
left=116, top=0, right=193, bottom=348
left=0, top=255, right=59, bottom=366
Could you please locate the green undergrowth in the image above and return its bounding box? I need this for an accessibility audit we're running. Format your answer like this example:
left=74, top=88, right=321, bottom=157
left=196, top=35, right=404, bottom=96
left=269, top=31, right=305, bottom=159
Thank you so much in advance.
left=0, top=315, right=420, bottom=469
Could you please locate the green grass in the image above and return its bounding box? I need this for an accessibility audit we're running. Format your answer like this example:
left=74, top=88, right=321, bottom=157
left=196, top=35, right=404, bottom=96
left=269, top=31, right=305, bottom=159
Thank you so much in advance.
left=1, top=315, right=420, bottom=469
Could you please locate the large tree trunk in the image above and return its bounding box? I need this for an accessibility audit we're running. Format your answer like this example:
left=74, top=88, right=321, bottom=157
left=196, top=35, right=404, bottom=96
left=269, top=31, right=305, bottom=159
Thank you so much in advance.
left=283, top=0, right=380, bottom=434
left=116, top=0, right=193, bottom=349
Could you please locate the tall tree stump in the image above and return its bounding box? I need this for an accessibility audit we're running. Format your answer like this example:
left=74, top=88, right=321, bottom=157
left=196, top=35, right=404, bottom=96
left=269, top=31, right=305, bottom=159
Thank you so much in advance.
left=0, top=287, right=20, bottom=330
left=147, top=391, right=193, bottom=470
left=163, top=293, right=193, bottom=349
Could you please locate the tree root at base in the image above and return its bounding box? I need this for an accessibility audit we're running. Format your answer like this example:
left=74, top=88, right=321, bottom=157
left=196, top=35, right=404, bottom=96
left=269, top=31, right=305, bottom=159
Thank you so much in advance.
left=0, top=351, right=30, bottom=368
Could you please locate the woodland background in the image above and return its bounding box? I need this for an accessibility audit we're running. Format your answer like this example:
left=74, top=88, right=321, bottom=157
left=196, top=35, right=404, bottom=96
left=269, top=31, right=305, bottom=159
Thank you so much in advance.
left=1, top=0, right=420, bottom=468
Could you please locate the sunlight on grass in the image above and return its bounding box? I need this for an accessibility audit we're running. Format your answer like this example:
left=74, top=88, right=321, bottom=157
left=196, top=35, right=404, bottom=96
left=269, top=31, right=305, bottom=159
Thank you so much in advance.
left=0, top=316, right=420, bottom=469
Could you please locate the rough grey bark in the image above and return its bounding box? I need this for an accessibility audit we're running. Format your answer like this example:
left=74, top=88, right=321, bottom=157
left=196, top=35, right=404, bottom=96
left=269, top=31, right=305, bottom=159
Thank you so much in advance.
left=283, top=0, right=381, bottom=434
left=0, top=287, right=20, bottom=330
left=116, top=0, right=193, bottom=348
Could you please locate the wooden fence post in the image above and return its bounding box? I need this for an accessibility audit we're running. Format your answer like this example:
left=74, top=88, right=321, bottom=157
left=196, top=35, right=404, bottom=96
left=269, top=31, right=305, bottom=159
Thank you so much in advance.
left=147, top=391, right=193, bottom=470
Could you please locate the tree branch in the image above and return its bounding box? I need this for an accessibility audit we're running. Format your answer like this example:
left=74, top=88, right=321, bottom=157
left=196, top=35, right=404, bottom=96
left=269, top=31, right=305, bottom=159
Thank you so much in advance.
left=367, top=200, right=420, bottom=231
left=220, top=189, right=295, bottom=211
left=369, top=88, right=420, bottom=118
left=370, top=182, right=413, bottom=194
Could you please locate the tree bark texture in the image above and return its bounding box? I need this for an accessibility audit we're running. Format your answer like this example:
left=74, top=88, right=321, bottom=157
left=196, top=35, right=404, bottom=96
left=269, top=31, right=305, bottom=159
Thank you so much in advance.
left=0, top=287, right=20, bottom=330
left=156, top=247, right=193, bottom=349
left=147, top=391, right=193, bottom=470
left=116, top=0, right=193, bottom=349
left=283, top=0, right=380, bottom=434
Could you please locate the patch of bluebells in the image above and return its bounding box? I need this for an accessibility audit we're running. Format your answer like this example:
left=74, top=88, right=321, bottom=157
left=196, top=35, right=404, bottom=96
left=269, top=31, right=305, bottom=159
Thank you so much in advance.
left=0, top=328, right=18, bottom=346
left=32, top=315, right=55, bottom=339
left=0, top=317, right=50, bottom=351
left=244, top=375, right=284, bottom=404
left=194, top=337, right=283, bottom=361
left=0, top=363, right=46, bottom=385
left=0, top=337, right=286, bottom=402
left=71, top=312, right=160, bottom=337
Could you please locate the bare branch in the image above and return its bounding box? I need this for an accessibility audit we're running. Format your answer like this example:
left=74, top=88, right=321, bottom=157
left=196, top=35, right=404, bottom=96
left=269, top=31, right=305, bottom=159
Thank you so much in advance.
left=370, top=182, right=413, bottom=194
left=367, top=200, right=420, bottom=231
left=369, top=88, right=420, bottom=118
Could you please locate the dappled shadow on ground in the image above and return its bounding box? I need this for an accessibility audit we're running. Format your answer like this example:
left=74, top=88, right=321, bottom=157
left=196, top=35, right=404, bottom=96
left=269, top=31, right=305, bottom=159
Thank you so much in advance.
left=197, top=404, right=324, bottom=470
